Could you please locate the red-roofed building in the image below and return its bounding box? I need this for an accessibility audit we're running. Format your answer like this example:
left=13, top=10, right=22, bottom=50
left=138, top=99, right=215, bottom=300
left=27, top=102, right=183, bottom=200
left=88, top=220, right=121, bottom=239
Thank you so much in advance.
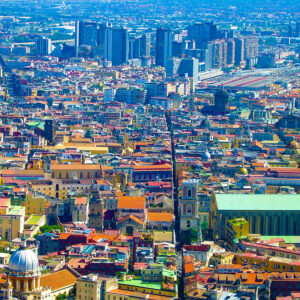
left=117, top=196, right=145, bottom=220
left=117, top=214, right=144, bottom=235
left=183, top=243, right=214, bottom=266
left=133, top=164, right=172, bottom=182
left=70, top=197, right=89, bottom=224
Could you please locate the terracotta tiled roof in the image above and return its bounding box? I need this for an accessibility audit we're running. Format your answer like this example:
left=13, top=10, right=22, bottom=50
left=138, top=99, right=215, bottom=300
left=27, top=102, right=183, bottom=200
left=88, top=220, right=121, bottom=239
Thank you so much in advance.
left=133, top=164, right=172, bottom=171
left=117, top=214, right=144, bottom=225
left=91, top=233, right=117, bottom=243
left=51, top=163, right=101, bottom=170
left=249, top=140, right=264, bottom=149
left=59, top=232, right=71, bottom=240
left=184, top=262, right=195, bottom=274
left=40, top=268, right=79, bottom=291
left=68, top=258, right=89, bottom=269
left=117, top=196, right=145, bottom=209
left=75, top=197, right=88, bottom=205
left=147, top=212, right=174, bottom=222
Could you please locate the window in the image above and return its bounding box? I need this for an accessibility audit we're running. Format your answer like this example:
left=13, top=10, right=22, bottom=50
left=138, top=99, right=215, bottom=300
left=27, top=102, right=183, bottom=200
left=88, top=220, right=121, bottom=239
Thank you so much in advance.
left=188, top=189, right=192, bottom=197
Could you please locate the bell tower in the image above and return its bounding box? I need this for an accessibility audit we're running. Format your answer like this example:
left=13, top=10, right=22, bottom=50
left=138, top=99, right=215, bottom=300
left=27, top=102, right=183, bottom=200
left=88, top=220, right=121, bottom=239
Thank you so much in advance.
left=180, top=179, right=200, bottom=233
left=88, top=188, right=104, bottom=232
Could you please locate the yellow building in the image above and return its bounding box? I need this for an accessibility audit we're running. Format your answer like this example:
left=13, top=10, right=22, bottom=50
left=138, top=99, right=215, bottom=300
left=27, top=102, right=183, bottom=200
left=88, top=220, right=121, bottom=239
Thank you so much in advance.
left=235, top=253, right=300, bottom=272
left=51, top=163, right=102, bottom=180
left=216, top=137, right=231, bottom=149
left=225, top=218, right=249, bottom=249
left=31, top=179, right=94, bottom=201
left=25, top=192, right=47, bottom=216
left=43, top=140, right=109, bottom=154
left=0, top=198, right=25, bottom=241
left=117, top=279, right=177, bottom=298
left=210, top=252, right=235, bottom=266
left=106, top=289, right=174, bottom=300
left=76, top=274, right=118, bottom=300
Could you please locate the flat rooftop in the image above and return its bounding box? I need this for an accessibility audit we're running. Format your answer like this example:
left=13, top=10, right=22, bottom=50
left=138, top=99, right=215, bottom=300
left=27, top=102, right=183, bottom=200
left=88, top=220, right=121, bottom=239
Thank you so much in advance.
left=215, top=194, right=300, bottom=211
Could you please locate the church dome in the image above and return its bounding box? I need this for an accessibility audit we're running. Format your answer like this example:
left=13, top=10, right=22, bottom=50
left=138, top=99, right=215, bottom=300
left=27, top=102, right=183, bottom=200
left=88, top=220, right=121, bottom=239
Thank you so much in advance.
left=202, top=150, right=211, bottom=161
left=239, top=167, right=248, bottom=175
left=8, top=248, right=39, bottom=277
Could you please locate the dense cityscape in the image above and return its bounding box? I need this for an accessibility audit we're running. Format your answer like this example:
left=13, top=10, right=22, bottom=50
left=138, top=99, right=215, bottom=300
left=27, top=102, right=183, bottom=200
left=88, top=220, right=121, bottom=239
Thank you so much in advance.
left=0, top=0, right=299, bottom=299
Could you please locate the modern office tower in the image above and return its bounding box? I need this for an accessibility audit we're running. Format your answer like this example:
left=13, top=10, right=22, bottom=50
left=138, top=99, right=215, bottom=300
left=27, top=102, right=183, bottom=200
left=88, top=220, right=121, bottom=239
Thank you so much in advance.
left=178, top=58, right=199, bottom=84
left=75, top=21, right=111, bottom=57
left=76, top=20, right=98, bottom=47
left=145, top=82, right=168, bottom=104
left=185, top=40, right=195, bottom=50
left=244, top=37, right=258, bottom=59
left=213, top=40, right=225, bottom=68
left=129, top=37, right=141, bottom=59
left=288, top=22, right=300, bottom=37
left=156, top=27, right=173, bottom=68
left=129, top=34, right=151, bottom=59
left=214, top=89, right=230, bottom=114
left=187, top=22, right=217, bottom=48
left=104, top=27, right=129, bottom=66
left=234, top=37, right=245, bottom=66
left=140, top=33, right=151, bottom=57
left=166, top=57, right=182, bottom=77
left=75, top=21, right=79, bottom=56
left=129, top=38, right=136, bottom=59
left=221, top=40, right=228, bottom=68
left=35, top=36, right=52, bottom=55
left=204, top=42, right=214, bottom=70
left=97, top=23, right=109, bottom=47
left=172, top=41, right=185, bottom=57
left=227, top=39, right=235, bottom=66
left=244, top=37, right=258, bottom=67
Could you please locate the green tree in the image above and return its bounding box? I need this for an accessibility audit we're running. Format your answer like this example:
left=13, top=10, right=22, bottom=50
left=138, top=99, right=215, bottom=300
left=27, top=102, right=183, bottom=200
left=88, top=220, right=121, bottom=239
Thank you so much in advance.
left=56, top=293, right=67, bottom=300
left=40, top=224, right=63, bottom=233
left=181, top=228, right=199, bottom=245
left=201, top=221, right=208, bottom=238
left=85, top=128, right=93, bottom=139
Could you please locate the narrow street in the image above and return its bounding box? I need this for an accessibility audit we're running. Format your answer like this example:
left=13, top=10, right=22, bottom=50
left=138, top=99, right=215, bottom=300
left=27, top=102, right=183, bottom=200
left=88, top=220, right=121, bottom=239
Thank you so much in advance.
left=165, top=110, right=184, bottom=300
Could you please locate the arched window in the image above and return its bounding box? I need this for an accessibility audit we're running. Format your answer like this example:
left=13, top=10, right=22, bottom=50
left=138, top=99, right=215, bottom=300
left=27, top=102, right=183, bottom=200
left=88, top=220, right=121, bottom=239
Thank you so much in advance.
left=187, top=220, right=191, bottom=228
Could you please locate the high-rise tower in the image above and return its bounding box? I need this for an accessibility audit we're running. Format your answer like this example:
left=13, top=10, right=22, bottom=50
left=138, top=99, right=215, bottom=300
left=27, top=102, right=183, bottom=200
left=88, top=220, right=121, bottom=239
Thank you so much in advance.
left=156, top=27, right=173, bottom=68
